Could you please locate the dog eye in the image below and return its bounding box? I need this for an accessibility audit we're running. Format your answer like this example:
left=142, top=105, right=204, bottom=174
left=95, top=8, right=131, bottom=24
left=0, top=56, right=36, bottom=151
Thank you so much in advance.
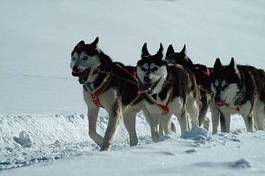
left=141, top=67, right=147, bottom=71
left=151, top=67, right=158, bottom=72
left=83, top=56, right=89, bottom=60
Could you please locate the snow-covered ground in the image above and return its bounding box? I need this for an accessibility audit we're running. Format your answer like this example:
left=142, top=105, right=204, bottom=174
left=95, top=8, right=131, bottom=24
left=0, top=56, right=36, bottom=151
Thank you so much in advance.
left=1, top=0, right=265, bottom=175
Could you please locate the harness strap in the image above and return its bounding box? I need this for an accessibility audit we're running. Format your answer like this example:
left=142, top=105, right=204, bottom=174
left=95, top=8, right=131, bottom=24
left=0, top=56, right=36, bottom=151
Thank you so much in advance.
left=86, top=74, right=111, bottom=107
left=148, top=90, right=173, bottom=113
left=225, top=103, right=240, bottom=112
left=219, top=102, right=240, bottom=112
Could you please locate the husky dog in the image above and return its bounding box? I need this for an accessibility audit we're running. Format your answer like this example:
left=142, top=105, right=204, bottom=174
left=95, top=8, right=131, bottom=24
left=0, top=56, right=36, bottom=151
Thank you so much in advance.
left=210, top=58, right=265, bottom=132
left=70, top=37, right=143, bottom=151
left=165, top=45, right=211, bottom=130
left=136, top=43, right=199, bottom=141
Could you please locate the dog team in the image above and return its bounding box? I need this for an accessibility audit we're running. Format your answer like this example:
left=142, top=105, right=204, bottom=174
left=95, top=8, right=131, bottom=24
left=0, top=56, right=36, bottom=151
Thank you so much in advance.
left=70, top=37, right=265, bottom=151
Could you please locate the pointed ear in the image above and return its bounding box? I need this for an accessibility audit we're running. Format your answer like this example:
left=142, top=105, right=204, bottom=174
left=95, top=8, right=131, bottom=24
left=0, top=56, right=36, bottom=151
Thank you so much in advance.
left=166, top=44, right=174, bottom=57
left=76, top=40, right=85, bottom=48
left=156, top=43, right=163, bottom=58
left=213, top=58, right=222, bottom=72
left=141, top=43, right=150, bottom=58
left=180, top=44, right=186, bottom=55
left=229, top=57, right=236, bottom=69
left=91, top=37, right=99, bottom=46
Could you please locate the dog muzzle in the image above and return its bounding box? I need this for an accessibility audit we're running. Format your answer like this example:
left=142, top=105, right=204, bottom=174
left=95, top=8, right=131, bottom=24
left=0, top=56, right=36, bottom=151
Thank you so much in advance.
left=72, top=68, right=90, bottom=84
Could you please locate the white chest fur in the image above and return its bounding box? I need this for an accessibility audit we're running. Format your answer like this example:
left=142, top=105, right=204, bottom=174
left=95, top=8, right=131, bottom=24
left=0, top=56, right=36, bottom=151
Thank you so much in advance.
left=218, top=100, right=252, bottom=116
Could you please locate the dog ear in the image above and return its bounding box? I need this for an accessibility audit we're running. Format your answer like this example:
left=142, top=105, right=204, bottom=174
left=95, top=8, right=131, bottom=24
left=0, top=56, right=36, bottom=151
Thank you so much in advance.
left=166, top=44, right=175, bottom=57
left=75, top=40, right=85, bottom=48
left=180, top=44, right=186, bottom=55
left=141, top=43, right=150, bottom=58
left=156, top=43, right=164, bottom=59
left=213, top=58, right=222, bottom=72
left=229, top=57, right=236, bottom=69
left=90, top=37, right=99, bottom=46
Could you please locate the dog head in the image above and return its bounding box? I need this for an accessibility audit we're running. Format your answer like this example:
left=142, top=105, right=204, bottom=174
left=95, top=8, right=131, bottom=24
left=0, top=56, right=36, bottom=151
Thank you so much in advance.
left=165, top=44, right=192, bottom=65
left=136, top=43, right=167, bottom=94
left=70, top=37, right=109, bottom=84
left=210, top=57, right=241, bottom=106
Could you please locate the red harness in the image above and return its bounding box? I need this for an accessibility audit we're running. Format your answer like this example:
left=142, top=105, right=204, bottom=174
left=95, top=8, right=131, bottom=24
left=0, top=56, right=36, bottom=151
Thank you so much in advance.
left=223, top=103, right=240, bottom=112
left=89, top=75, right=111, bottom=107
left=149, top=91, right=173, bottom=113
left=88, top=65, right=138, bottom=107
left=216, top=98, right=241, bottom=112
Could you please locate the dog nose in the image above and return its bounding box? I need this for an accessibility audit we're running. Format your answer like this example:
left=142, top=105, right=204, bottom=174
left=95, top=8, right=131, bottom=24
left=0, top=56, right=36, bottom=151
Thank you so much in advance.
left=73, top=66, right=79, bottom=72
left=144, top=76, right=151, bottom=83
left=214, top=96, right=221, bottom=103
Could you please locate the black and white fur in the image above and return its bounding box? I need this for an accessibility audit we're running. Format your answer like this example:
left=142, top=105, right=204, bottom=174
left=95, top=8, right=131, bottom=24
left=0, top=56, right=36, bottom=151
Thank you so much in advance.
left=136, top=43, right=199, bottom=141
left=71, top=37, right=143, bottom=151
left=210, top=58, right=265, bottom=132
left=165, top=44, right=211, bottom=130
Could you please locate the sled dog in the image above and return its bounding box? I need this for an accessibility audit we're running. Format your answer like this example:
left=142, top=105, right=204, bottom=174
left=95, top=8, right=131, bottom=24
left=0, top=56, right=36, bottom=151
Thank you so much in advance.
left=165, top=44, right=212, bottom=130
left=70, top=37, right=142, bottom=151
left=210, top=58, right=265, bottom=132
left=136, top=43, right=199, bottom=141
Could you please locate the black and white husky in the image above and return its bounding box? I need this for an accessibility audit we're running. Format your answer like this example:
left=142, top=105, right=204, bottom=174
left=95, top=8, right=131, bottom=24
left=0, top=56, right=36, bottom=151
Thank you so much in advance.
left=136, top=43, right=199, bottom=141
left=165, top=44, right=211, bottom=130
left=210, top=58, right=265, bottom=132
left=70, top=37, right=143, bottom=151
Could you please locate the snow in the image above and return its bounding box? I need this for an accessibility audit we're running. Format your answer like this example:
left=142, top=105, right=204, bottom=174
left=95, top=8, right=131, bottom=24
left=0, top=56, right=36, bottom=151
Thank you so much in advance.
left=1, top=0, right=265, bottom=175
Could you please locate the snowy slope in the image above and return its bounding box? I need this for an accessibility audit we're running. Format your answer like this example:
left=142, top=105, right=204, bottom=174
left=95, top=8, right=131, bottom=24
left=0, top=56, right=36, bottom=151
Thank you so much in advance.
left=1, top=0, right=265, bottom=175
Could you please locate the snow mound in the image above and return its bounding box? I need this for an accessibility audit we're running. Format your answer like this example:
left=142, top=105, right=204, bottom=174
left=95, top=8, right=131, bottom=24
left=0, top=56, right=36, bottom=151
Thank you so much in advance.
left=193, top=158, right=251, bottom=169
left=0, top=112, right=151, bottom=170
left=0, top=113, right=92, bottom=170
left=230, top=158, right=251, bottom=169
left=181, top=127, right=210, bottom=143
left=185, top=149, right=197, bottom=153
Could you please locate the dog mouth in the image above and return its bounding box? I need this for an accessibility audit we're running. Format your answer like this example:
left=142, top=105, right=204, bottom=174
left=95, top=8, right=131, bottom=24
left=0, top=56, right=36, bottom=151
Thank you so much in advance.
left=141, top=78, right=161, bottom=94
left=216, top=101, right=225, bottom=106
left=215, top=98, right=228, bottom=107
left=72, top=69, right=90, bottom=84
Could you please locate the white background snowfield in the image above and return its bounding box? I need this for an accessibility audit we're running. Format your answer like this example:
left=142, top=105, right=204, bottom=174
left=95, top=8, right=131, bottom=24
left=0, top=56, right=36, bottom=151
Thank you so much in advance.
left=1, top=0, right=265, bottom=175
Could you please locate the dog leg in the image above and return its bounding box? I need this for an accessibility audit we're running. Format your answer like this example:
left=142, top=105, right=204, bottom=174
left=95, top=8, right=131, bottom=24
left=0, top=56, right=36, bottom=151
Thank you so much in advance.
left=101, top=101, right=122, bottom=151
left=177, top=110, right=189, bottom=136
left=242, top=112, right=254, bottom=132
left=210, top=102, right=220, bottom=134
left=150, top=116, right=160, bottom=142
left=202, top=117, right=210, bottom=131
left=142, top=107, right=160, bottom=142
left=223, top=114, right=231, bottom=133
left=220, top=113, right=228, bottom=132
left=87, top=107, right=104, bottom=147
left=160, top=113, right=173, bottom=134
left=198, top=92, right=209, bottom=127
left=123, top=110, right=138, bottom=146
left=187, top=100, right=199, bottom=128
left=254, top=103, right=265, bottom=130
